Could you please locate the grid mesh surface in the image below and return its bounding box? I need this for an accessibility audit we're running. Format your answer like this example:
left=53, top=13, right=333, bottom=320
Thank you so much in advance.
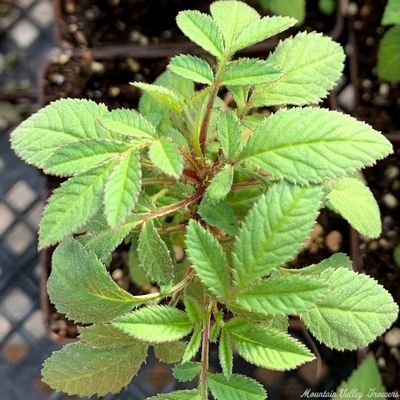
left=0, top=1, right=357, bottom=399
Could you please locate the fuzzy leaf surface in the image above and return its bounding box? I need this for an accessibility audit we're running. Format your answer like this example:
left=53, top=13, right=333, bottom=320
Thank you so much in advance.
left=378, top=26, right=400, bottom=81
left=41, top=341, right=147, bottom=397
left=98, top=108, right=157, bottom=139
left=176, top=10, right=224, bottom=59
left=10, top=99, right=110, bottom=169
left=181, top=325, right=202, bottom=363
left=48, top=238, right=144, bottom=323
left=149, top=137, right=183, bottom=178
left=231, top=16, right=296, bottom=53
left=225, top=319, right=314, bottom=370
left=39, top=162, right=114, bottom=248
left=238, top=108, right=393, bottom=184
left=249, top=32, right=344, bottom=107
left=137, top=220, right=175, bottom=285
left=301, top=268, right=399, bottom=350
left=205, top=165, right=234, bottom=203
left=210, top=1, right=259, bottom=48
left=147, top=390, right=200, bottom=400
left=173, top=362, right=202, bottom=382
left=326, top=177, right=382, bottom=238
left=217, top=110, right=241, bottom=160
left=232, top=275, right=327, bottom=315
left=232, top=181, right=323, bottom=289
left=221, top=59, right=281, bottom=86
left=154, top=341, right=188, bottom=364
left=44, top=138, right=132, bottom=176
left=208, top=373, right=267, bottom=400
left=186, top=220, right=231, bottom=298
left=382, top=0, right=400, bottom=25
left=113, top=306, right=194, bottom=342
left=219, top=330, right=233, bottom=378
left=104, top=150, right=141, bottom=228
left=168, top=54, right=214, bottom=85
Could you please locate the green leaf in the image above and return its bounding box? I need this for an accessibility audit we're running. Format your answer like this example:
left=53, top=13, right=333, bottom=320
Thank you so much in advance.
left=98, top=108, right=157, bottom=139
left=326, top=177, right=382, bottom=238
left=217, top=110, right=241, bottom=160
left=208, top=373, right=267, bottom=400
left=41, top=341, right=147, bottom=397
left=378, top=26, right=400, bottom=81
left=198, top=198, right=239, bottom=236
left=227, top=187, right=262, bottom=218
left=301, top=268, right=399, bottom=350
left=231, top=16, right=296, bottom=53
left=147, top=390, right=200, bottom=400
left=249, top=32, right=344, bottom=107
left=10, top=99, right=110, bottom=169
left=382, top=0, right=400, bottom=25
left=168, top=54, right=214, bottom=85
left=44, top=138, right=132, bottom=176
left=149, top=137, right=183, bottom=178
left=184, top=296, right=203, bottom=323
left=293, top=252, right=353, bottom=276
left=205, top=165, right=234, bottom=203
left=221, top=59, right=282, bottom=86
left=335, top=353, right=386, bottom=398
left=137, top=220, right=175, bottom=285
left=181, top=325, right=202, bottom=363
left=318, top=0, right=336, bottom=16
left=210, top=1, right=259, bottom=48
left=231, top=275, right=327, bottom=315
left=154, top=341, right=188, bottom=363
left=78, top=324, right=144, bottom=348
left=238, top=108, right=393, bottom=184
left=47, top=238, right=145, bottom=323
left=186, top=220, right=231, bottom=298
left=39, top=162, right=114, bottom=248
left=219, top=330, right=233, bottom=378
left=267, top=0, right=305, bottom=24
left=176, top=10, right=224, bottom=59
left=227, top=85, right=249, bottom=109
left=173, top=362, right=202, bottom=382
left=104, top=150, right=141, bottom=228
left=232, top=181, right=323, bottom=289
left=113, top=306, right=194, bottom=342
left=225, top=319, right=314, bottom=370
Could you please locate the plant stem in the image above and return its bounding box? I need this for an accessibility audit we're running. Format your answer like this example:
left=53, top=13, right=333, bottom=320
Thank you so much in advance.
left=200, top=297, right=213, bottom=399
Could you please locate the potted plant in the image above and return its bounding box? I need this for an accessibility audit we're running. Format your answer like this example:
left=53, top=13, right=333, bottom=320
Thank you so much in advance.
left=10, top=1, right=398, bottom=398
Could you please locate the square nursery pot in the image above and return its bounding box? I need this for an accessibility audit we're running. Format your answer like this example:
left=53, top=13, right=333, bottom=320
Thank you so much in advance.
left=346, top=0, right=400, bottom=391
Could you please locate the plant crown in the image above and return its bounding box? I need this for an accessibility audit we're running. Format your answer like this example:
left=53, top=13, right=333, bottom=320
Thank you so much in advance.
left=10, top=1, right=398, bottom=399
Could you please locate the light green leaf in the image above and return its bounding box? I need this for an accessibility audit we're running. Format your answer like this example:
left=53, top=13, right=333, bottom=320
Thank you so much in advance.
left=147, top=390, right=200, bottom=400
left=382, top=0, right=400, bottom=25
left=326, top=177, right=382, bottom=238
left=137, top=220, right=175, bottom=285
left=48, top=238, right=145, bottom=323
left=227, top=85, right=249, bottom=109
left=173, top=362, right=202, bottom=382
left=168, top=54, right=214, bottom=85
left=318, top=0, right=336, bottom=16
left=225, top=319, right=314, bottom=370
left=267, top=0, right=305, bottom=24
left=232, top=181, right=323, bottom=289
left=210, top=1, right=259, bottom=48
left=44, top=138, right=132, bottom=176
left=186, top=220, right=231, bottom=298
left=231, top=275, right=327, bottom=315
left=176, top=10, right=225, bottom=59
left=227, top=187, right=263, bottom=218
left=149, top=137, right=183, bottom=178
left=154, top=341, right=188, bottom=363
left=238, top=108, right=393, bottom=184
left=104, top=150, right=141, bottom=228
left=221, top=59, right=282, bottom=86
left=231, top=16, right=296, bottom=53
left=39, top=162, right=114, bottom=248
left=198, top=198, right=239, bottom=236
left=219, top=330, right=233, bottom=378
left=10, top=99, right=110, bottom=169
left=205, top=165, right=234, bottom=203
left=184, top=296, right=203, bottom=323
left=293, top=252, right=353, bottom=276
left=41, top=341, right=147, bottom=397
left=249, top=32, right=344, bottom=107
left=217, top=110, right=241, bottom=160
left=98, top=108, right=157, bottom=139
left=208, top=373, right=267, bottom=400
left=113, top=306, right=194, bottom=342
left=301, top=268, right=399, bottom=350
left=181, top=325, right=202, bottom=363
left=335, top=353, right=386, bottom=398
left=378, top=26, right=400, bottom=81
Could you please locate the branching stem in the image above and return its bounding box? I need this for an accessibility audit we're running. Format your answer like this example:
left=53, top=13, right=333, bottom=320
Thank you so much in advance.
left=200, top=297, right=213, bottom=399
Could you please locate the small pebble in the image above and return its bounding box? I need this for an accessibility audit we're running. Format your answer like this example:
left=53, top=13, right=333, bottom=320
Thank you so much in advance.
left=108, top=87, right=120, bottom=97
left=385, top=165, right=400, bottom=180
left=91, top=61, right=105, bottom=73
left=111, top=269, right=123, bottom=280
left=347, top=2, right=358, bottom=16
left=378, top=238, right=390, bottom=250
left=360, top=4, right=371, bottom=17
left=127, top=58, right=141, bottom=72
left=385, top=328, right=400, bottom=347
left=379, top=82, right=391, bottom=96
left=362, top=79, right=373, bottom=90
left=365, top=36, right=375, bottom=46
left=325, top=230, right=342, bottom=252
left=130, top=30, right=141, bottom=43
left=368, top=240, right=379, bottom=252
left=377, top=357, right=386, bottom=368
left=382, top=192, right=399, bottom=209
